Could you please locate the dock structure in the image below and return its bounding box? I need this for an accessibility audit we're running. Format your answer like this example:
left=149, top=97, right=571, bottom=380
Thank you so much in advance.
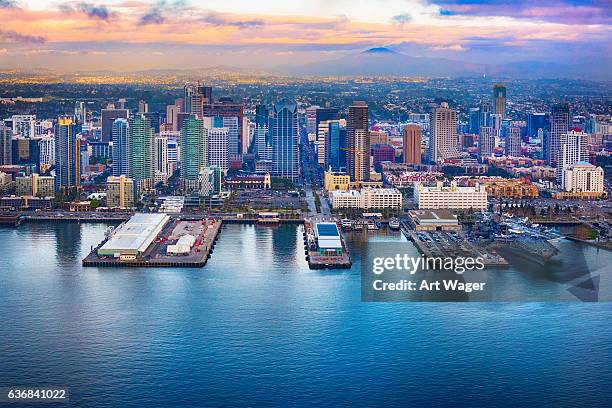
left=303, top=218, right=351, bottom=269
left=402, top=222, right=509, bottom=268
left=83, top=214, right=222, bottom=267
left=0, top=214, right=23, bottom=226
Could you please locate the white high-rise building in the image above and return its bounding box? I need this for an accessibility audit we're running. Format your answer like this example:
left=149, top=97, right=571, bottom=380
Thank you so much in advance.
left=167, top=139, right=179, bottom=174
left=154, top=135, right=169, bottom=184
left=207, top=127, right=229, bottom=172
left=306, top=105, right=319, bottom=142
left=39, top=137, right=55, bottom=171
left=478, top=126, right=496, bottom=159
left=12, top=115, right=36, bottom=139
left=429, top=102, right=458, bottom=163
left=558, top=129, right=588, bottom=186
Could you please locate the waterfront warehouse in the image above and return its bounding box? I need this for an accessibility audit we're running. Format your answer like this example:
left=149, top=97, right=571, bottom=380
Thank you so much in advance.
left=314, top=222, right=343, bottom=256
left=98, top=213, right=170, bottom=258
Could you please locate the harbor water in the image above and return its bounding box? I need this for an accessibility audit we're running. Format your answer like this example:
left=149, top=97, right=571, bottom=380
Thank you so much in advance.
left=1, top=222, right=611, bottom=407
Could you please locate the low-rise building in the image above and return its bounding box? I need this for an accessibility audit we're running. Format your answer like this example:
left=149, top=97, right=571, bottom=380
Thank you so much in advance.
left=414, top=181, right=487, bottom=210
left=408, top=210, right=461, bottom=232
left=15, top=174, right=55, bottom=197
left=329, top=188, right=402, bottom=209
left=324, top=172, right=351, bottom=191
left=465, top=178, right=539, bottom=199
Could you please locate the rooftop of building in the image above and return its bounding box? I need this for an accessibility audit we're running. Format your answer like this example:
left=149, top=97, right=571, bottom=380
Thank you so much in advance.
left=409, top=210, right=458, bottom=224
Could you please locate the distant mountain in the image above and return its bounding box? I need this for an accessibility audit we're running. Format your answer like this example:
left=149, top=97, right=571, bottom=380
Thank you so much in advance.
left=361, top=47, right=399, bottom=55
left=289, top=48, right=611, bottom=79
left=293, top=48, right=484, bottom=77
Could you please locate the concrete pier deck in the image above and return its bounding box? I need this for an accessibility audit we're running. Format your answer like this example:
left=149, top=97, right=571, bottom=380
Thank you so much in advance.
left=83, top=216, right=222, bottom=268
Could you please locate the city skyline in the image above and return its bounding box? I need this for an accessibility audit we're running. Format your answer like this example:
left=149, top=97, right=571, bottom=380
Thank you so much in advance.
left=0, top=1, right=610, bottom=77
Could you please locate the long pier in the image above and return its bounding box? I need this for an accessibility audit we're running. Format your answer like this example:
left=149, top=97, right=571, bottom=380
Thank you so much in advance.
left=82, top=217, right=223, bottom=268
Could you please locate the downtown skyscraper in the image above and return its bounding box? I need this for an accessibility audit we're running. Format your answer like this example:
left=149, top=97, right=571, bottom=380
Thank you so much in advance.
left=506, top=126, right=521, bottom=157
left=128, top=114, right=155, bottom=191
left=0, top=124, right=11, bottom=165
left=54, top=117, right=80, bottom=193
left=429, top=102, right=458, bottom=163
left=493, top=83, right=507, bottom=119
left=180, top=115, right=206, bottom=192
left=347, top=101, right=369, bottom=183
left=545, top=103, right=571, bottom=166
left=478, top=126, right=496, bottom=159
left=270, top=100, right=299, bottom=181
left=255, top=104, right=272, bottom=161
left=558, top=129, right=589, bottom=186
left=111, top=118, right=129, bottom=177
left=403, top=124, right=422, bottom=165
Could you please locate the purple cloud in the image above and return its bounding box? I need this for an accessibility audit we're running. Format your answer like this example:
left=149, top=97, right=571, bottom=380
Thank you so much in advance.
left=433, top=0, right=612, bottom=24
left=0, top=29, right=46, bottom=44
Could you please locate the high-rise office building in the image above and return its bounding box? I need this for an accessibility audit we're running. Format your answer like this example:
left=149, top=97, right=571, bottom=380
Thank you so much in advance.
left=347, top=101, right=369, bottom=183
left=74, top=101, right=87, bottom=124
left=180, top=115, right=206, bottom=191
left=270, top=100, right=299, bottom=181
left=184, top=84, right=194, bottom=114
left=546, top=103, right=570, bottom=166
left=327, top=120, right=343, bottom=172
left=478, top=126, right=496, bottom=159
left=38, top=137, right=55, bottom=172
left=429, top=102, right=458, bottom=163
left=0, top=124, right=11, bottom=165
left=468, top=108, right=480, bottom=134
left=128, top=114, right=155, bottom=191
left=558, top=129, right=588, bottom=186
left=479, top=102, right=491, bottom=130
left=167, top=139, right=179, bottom=174
left=493, top=83, right=507, bottom=119
left=506, top=126, right=521, bottom=157
left=207, top=127, right=229, bottom=173
left=306, top=106, right=319, bottom=141
left=317, top=120, right=330, bottom=167
left=12, top=115, right=36, bottom=139
left=101, top=108, right=129, bottom=142
left=54, top=117, right=80, bottom=193
left=315, top=107, right=340, bottom=136
left=403, top=124, right=422, bottom=165
left=111, top=118, right=129, bottom=176
left=527, top=113, right=547, bottom=138
left=138, top=100, right=148, bottom=114
left=166, top=104, right=180, bottom=131
left=255, top=104, right=272, bottom=161
left=154, top=135, right=170, bottom=184
left=203, top=100, right=244, bottom=157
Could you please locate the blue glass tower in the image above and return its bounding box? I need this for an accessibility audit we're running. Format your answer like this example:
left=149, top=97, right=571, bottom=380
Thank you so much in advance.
left=270, top=100, right=299, bottom=181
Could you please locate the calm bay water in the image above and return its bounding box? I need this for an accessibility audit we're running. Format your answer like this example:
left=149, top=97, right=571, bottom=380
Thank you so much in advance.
left=1, top=222, right=611, bottom=407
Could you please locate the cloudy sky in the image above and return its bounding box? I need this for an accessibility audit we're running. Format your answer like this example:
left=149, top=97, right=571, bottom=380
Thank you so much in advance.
left=0, top=0, right=610, bottom=72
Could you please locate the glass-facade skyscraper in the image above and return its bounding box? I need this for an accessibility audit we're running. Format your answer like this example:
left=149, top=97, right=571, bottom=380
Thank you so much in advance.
left=271, top=100, right=299, bottom=181
left=128, top=114, right=155, bottom=191
left=180, top=115, right=205, bottom=191
left=54, top=117, right=80, bottom=193
left=112, top=118, right=129, bottom=177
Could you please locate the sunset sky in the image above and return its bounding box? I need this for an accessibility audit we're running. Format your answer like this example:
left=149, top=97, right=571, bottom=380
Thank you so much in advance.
left=0, top=0, right=610, bottom=72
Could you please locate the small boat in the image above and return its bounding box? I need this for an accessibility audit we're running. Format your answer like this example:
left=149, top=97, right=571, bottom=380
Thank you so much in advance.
left=354, top=221, right=364, bottom=230
left=341, top=219, right=353, bottom=230
left=388, top=218, right=400, bottom=230
left=367, top=220, right=378, bottom=230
